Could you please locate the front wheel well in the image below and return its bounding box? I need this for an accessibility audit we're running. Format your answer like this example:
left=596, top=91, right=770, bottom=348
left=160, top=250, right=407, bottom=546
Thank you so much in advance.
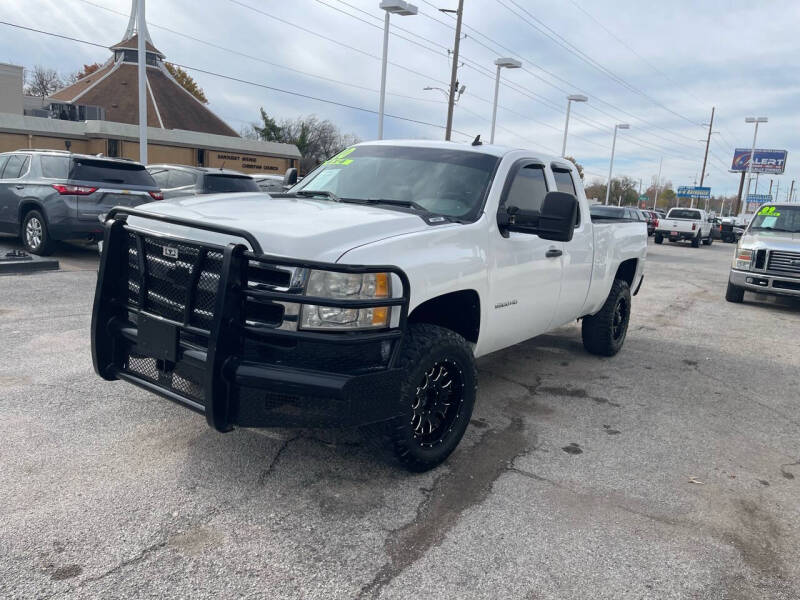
left=408, top=289, right=480, bottom=344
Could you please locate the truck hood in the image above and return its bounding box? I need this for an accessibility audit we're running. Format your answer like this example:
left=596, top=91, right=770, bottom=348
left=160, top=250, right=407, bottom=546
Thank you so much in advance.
left=128, top=193, right=435, bottom=262
left=739, top=229, right=800, bottom=251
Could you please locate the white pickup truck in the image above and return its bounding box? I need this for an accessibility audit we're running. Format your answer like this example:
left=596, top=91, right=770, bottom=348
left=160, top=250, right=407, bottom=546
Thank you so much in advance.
left=91, top=140, right=647, bottom=471
left=654, top=207, right=714, bottom=247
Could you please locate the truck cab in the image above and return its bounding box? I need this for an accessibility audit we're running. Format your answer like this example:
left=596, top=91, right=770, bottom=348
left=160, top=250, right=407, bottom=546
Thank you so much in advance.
left=91, top=140, right=646, bottom=471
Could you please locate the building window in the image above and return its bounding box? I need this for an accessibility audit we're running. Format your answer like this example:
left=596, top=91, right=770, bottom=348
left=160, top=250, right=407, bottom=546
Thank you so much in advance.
left=197, top=149, right=205, bottom=166
left=107, top=139, right=120, bottom=157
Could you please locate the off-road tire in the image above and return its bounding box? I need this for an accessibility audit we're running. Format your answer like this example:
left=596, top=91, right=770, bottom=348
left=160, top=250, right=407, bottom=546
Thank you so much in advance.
left=21, top=209, right=54, bottom=255
left=725, top=281, right=744, bottom=303
left=365, top=323, right=477, bottom=472
left=654, top=233, right=663, bottom=244
left=582, top=278, right=631, bottom=357
left=691, top=232, right=701, bottom=248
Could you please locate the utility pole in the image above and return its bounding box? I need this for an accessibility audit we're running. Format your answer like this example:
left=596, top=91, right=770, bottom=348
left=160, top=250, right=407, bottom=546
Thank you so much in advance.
left=652, top=157, right=662, bottom=211
left=443, top=0, right=464, bottom=142
left=775, top=180, right=780, bottom=201
left=789, top=179, right=795, bottom=203
left=734, top=172, right=746, bottom=216
left=699, top=106, right=714, bottom=186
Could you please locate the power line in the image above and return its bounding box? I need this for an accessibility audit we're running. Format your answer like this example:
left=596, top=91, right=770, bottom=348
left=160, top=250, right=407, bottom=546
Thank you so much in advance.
left=73, top=0, right=444, bottom=106
left=498, top=0, right=702, bottom=127
left=0, top=20, right=475, bottom=138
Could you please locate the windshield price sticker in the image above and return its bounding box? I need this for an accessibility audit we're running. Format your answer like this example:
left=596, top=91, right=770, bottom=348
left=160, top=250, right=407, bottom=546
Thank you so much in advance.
left=758, top=206, right=780, bottom=217
left=324, top=147, right=356, bottom=166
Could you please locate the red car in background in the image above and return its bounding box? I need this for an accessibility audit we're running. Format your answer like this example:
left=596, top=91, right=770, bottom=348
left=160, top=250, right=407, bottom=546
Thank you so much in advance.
left=640, top=210, right=658, bottom=236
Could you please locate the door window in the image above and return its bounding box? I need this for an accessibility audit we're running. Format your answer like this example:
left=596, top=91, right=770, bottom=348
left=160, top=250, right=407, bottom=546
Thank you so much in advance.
left=168, top=170, right=196, bottom=189
left=149, top=169, right=169, bottom=188
left=17, top=156, right=31, bottom=178
left=552, top=168, right=581, bottom=225
left=1, top=154, right=25, bottom=179
left=505, top=164, right=548, bottom=212
left=0, top=155, right=8, bottom=176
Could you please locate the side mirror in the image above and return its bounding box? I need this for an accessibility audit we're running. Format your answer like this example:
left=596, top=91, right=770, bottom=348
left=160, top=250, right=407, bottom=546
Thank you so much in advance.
left=283, top=167, right=298, bottom=187
left=499, top=191, right=578, bottom=242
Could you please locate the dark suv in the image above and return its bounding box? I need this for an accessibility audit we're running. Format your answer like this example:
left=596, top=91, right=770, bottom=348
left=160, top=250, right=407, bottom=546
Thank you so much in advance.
left=146, top=164, right=260, bottom=199
left=0, top=150, right=161, bottom=255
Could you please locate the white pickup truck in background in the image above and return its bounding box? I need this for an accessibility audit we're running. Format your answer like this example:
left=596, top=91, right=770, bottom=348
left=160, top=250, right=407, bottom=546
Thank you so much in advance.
left=654, top=207, right=714, bottom=247
left=92, top=140, right=647, bottom=471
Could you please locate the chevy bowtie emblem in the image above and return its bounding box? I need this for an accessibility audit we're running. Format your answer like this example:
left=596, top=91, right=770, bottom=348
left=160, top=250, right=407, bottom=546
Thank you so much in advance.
left=162, top=246, right=179, bottom=259
left=791, top=259, right=800, bottom=267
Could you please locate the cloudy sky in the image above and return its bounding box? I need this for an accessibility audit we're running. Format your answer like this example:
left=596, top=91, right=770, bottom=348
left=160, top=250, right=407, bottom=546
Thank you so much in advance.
left=1, top=0, right=797, bottom=197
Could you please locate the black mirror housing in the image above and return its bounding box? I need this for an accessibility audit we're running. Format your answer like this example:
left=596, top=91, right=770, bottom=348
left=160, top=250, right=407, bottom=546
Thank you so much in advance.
left=283, top=167, right=298, bottom=187
left=500, top=191, right=578, bottom=242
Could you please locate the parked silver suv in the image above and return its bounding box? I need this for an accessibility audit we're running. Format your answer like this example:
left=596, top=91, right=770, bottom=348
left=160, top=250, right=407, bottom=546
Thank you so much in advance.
left=0, top=150, right=161, bottom=255
left=146, top=164, right=259, bottom=199
left=726, top=203, right=800, bottom=302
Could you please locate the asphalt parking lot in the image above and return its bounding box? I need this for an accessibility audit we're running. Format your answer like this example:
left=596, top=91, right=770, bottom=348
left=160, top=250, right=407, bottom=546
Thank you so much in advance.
left=2, top=237, right=799, bottom=599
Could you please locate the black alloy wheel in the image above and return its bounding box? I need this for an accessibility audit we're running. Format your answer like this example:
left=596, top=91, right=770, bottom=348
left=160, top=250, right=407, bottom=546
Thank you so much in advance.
left=411, top=359, right=465, bottom=447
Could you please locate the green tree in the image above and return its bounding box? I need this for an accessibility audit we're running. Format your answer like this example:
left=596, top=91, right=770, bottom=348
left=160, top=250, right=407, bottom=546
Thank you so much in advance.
left=564, top=155, right=584, bottom=180
left=165, top=63, right=208, bottom=104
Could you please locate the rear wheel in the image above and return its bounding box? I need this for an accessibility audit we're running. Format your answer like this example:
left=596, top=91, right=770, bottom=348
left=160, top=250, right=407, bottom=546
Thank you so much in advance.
left=582, top=279, right=631, bottom=357
left=21, top=209, right=54, bottom=255
left=691, top=232, right=701, bottom=248
left=654, top=233, right=663, bottom=244
left=366, top=324, right=476, bottom=472
left=703, top=232, right=713, bottom=246
left=725, top=281, right=744, bottom=303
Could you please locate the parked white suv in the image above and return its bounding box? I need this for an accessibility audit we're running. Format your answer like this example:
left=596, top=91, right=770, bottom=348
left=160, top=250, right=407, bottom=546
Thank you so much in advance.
left=92, top=140, right=647, bottom=471
left=654, top=207, right=713, bottom=247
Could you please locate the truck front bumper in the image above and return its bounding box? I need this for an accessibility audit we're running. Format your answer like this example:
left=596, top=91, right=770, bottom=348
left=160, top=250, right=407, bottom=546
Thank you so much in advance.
left=92, top=209, right=411, bottom=431
left=729, top=269, right=800, bottom=297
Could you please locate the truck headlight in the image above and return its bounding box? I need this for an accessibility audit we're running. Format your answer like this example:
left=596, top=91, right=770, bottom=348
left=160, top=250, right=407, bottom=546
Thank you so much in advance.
left=734, top=248, right=753, bottom=270
left=300, top=270, right=391, bottom=330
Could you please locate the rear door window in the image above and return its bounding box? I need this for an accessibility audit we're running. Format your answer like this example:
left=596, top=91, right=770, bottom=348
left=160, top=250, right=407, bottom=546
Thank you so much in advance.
left=203, top=174, right=259, bottom=193
left=149, top=169, right=170, bottom=188
left=552, top=169, right=576, bottom=195
left=0, top=155, right=8, bottom=176
left=505, top=164, right=548, bottom=212
left=1, top=154, right=25, bottom=179
left=70, top=159, right=156, bottom=187
left=40, top=155, right=70, bottom=179
left=168, top=170, right=196, bottom=189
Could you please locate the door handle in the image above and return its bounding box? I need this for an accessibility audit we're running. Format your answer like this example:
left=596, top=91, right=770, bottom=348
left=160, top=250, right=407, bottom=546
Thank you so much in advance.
left=545, top=248, right=562, bottom=258
left=15, top=185, right=24, bottom=189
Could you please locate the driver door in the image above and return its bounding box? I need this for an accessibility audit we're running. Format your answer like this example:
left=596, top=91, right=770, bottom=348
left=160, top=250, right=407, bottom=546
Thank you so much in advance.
left=484, top=161, right=564, bottom=354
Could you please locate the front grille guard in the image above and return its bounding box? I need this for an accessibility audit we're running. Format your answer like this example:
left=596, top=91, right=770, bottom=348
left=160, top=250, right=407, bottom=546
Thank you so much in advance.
left=91, top=207, right=411, bottom=432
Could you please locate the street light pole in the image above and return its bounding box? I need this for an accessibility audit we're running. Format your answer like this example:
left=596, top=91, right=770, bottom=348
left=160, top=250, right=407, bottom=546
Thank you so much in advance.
left=490, top=58, right=522, bottom=144
left=136, top=0, right=147, bottom=164
left=561, top=94, right=588, bottom=157
left=742, top=116, right=767, bottom=214
left=377, top=1, right=417, bottom=140
left=605, top=123, right=629, bottom=205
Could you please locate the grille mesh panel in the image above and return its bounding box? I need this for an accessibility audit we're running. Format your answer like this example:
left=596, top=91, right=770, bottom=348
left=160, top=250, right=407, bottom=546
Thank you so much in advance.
left=768, top=251, right=800, bottom=277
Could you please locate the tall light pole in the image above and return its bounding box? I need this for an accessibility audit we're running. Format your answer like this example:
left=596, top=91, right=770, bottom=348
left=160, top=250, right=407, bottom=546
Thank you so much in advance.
left=741, top=116, right=767, bottom=214
left=136, top=0, right=147, bottom=164
left=561, top=94, right=588, bottom=157
left=604, top=123, right=630, bottom=205
left=377, top=1, right=417, bottom=140
left=490, top=58, right=522, bottom=144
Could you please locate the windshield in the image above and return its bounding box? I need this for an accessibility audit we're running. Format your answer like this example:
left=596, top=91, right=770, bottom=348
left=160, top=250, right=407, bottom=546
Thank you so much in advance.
left=748, top=205, right=800, bottom=233
left=203, top=174, right=259, bottom=193
left=294, top=145, right=500, bottom=219
left=667, top=209, right=701, bottom=220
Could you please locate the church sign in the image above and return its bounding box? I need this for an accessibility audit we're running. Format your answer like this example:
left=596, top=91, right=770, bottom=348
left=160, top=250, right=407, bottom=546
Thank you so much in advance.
left=208, top=152, right=289, bottom=173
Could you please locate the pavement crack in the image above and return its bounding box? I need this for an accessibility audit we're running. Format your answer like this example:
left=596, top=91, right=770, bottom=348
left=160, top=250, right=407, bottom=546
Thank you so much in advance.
left=258, top=433, right=302, bottom=485
left=358, top=418, right=534, bottom=599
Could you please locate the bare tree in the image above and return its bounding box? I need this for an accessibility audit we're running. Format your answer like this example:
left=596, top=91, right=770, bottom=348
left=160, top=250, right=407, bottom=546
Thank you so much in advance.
left=24, top=65, right=63, bottom=99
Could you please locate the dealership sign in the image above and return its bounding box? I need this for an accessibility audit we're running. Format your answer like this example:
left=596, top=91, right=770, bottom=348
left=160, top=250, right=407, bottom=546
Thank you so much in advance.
left=677, top=186, right=711, bottom=198
left=730, top=148, right=787, bottom=174
left=746, top=194, right=772, bottom=203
